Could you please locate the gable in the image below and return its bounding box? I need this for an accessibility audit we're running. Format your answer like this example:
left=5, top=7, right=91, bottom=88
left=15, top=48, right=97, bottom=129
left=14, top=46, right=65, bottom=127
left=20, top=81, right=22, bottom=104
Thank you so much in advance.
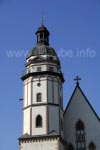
left=64, top=85, right=100, bottom=147
left=64, top=85, right=100, bottom=122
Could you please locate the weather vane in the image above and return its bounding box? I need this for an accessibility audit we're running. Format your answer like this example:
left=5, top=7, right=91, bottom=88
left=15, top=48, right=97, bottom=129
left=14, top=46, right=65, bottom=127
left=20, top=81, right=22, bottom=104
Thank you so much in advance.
left=74, top=76, right=81, bottom=85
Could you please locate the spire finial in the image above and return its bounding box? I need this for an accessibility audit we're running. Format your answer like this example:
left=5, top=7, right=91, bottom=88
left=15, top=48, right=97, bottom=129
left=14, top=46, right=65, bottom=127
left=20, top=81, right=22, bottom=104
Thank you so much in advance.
left=74, top=76, right=81, bottom=85
left=41, top=16, right=45, bottom=26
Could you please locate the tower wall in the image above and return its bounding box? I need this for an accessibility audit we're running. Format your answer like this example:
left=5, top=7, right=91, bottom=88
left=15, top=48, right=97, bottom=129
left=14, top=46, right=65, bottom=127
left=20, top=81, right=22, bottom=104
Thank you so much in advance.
left=20, top=24, right=65, bottom=150
left=32, top=106, right=47, bottom=135
left=23, top=108, right=30, bottom=134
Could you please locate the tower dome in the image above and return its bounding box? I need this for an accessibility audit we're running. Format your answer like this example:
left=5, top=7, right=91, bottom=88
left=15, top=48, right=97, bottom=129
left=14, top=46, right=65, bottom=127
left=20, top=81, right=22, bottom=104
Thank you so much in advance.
left=26, top=24, right=61, bottom=67
left=27, top=45, right=57, bottom=58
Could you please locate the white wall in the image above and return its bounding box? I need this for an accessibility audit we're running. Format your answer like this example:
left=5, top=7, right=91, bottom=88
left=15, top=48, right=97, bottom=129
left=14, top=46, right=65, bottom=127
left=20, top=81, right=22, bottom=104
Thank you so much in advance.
left=32, top=106, right=47, bottom=135
left=24, top=76, right=62, bottom=107
left=23, top=108, right=30, bottom=135
left=47, top=77, right=60, bottom=104
left=27, top=63, right=58, bottom=73
left=49, top=106, right=59, bottom=133
left=20, top=138, right=59, bottom=150
left=64, top=87, right=100, bottom=149
left=48, top=77, right=53, bottom=103
left=32, top=77, right=47, bottom=104
left=24, top=77, right=32, bottom=107
left=54, top=79, right=59, bottom=104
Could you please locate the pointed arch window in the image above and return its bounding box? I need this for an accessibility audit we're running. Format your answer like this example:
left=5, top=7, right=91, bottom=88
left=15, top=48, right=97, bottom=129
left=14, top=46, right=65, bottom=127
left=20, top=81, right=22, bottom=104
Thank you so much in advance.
left=36, top=115, right=42, bottom=128
left=89, top=142, right=96, bottom=150
left=68, top=143, right=74, bottom=150
left=76, top=120, right=86, bottom=150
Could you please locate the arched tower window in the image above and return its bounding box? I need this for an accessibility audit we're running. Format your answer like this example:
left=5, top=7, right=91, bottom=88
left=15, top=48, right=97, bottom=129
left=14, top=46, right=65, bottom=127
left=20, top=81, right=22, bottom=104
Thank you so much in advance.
left=36, top=115, right=42, bottom=128
left=76, top=120, right=85, bottom=150
left=68, top=143, right=74, bottom=150
left=37, top=93, right=42, bottom=102
left=89, top=142, right=96, bottom=150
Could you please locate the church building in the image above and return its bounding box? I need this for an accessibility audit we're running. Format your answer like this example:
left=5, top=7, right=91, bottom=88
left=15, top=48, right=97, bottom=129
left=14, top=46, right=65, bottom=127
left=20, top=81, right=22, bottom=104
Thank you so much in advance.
left=19, top=23, right=100, bottom=150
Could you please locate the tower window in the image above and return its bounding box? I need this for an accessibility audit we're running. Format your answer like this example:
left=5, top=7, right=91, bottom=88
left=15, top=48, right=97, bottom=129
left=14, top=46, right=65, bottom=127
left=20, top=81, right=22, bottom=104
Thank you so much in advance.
left=37, top=93, right=42, bottom=102
left=68, top=144, right=74, bottom=150
left=37, top=67, right=41, bottom=72
left=89, top=142, right=96, bottom=150
left=76, top=120, right=85, bottom=150
left=40, top=33, right=43, bottom=39
left=36, top=115, right=42, bottom=128
left=48, top=50, right=53, bottom=55
left=49, top=67, right=53, bottom=72
left=49, top=56, right=53, bottom=60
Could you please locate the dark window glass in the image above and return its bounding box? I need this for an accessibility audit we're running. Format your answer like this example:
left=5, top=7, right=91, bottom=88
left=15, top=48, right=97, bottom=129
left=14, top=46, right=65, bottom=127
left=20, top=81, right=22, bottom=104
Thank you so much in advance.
left=49, top=57, right=53, bottom=60
left=36, top=115, right=42, bottom=127
left=68, top=144, right=74, bottom=150
left=89, top=142, right=96, bottom=150
left=76, top=120, right=85, bottom=150
left=40, top=33, right=43, bottom=39
left=37, top=67, right=41, bottom=72
left=37, top=93, right=42, bottom=102
left=49, top=67, right=53, bottom=72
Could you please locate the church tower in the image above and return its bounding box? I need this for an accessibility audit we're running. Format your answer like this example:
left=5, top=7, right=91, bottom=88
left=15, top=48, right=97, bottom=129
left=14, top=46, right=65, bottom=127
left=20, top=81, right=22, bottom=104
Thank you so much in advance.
left=19, top=24, right=67, bottom=150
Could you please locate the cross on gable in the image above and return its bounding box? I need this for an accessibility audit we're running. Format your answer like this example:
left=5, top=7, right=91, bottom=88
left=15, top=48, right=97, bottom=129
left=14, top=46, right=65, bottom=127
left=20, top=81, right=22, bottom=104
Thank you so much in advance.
left=74, top=76, right=81, bottom=85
